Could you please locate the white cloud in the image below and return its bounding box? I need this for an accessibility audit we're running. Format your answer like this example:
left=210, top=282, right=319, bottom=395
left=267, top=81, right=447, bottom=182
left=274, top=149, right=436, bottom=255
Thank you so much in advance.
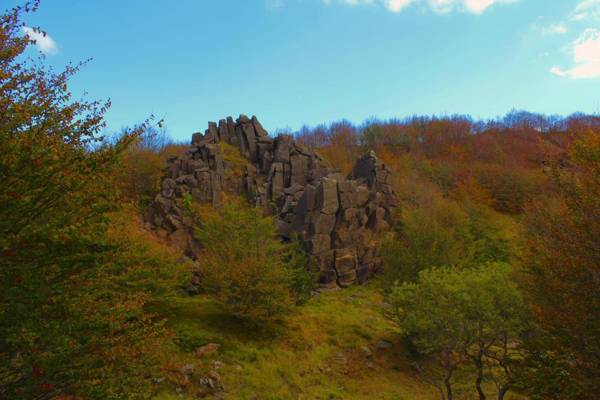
left=320, top=0, right=517, bottom=13
left=22, top=27, right=57, bottom=55
left=550, top=66, right=567, bottom=77
left=570, top=0, right=600, bottom=21
left=462, top=0, right=518, bottom=14
left=428, top=0, right=456, bottom=13
left=545, top=23, right=568, bottom=35
left=386, top=0, right=413, bottom=12
left=532, top=20, right=569, bottom=36
left=551, top=28, right=600, bottom=79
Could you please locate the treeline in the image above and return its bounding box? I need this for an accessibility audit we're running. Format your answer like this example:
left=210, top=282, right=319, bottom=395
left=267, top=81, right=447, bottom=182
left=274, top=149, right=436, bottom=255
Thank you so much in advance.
left=293, top=111, right=598, bottom=213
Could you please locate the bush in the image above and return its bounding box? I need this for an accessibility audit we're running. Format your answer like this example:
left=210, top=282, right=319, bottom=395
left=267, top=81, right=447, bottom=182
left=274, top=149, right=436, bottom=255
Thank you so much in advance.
left=193, top=199, right=312, bottom=325
left=381, top=202, right=468, bottom=284
left=282, top=238, right=317, bottom=305
left=120, top=147, right=166, bottom=208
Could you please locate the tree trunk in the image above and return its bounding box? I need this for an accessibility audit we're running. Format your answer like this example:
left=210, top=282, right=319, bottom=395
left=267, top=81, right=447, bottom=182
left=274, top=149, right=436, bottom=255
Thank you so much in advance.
left=475, top=361, right=486, bottom=400
left=497, top=385, right=509, bottom=400
left=438, top=387, right=446, bottom=400
left=444, top=368, right=454, bottom=400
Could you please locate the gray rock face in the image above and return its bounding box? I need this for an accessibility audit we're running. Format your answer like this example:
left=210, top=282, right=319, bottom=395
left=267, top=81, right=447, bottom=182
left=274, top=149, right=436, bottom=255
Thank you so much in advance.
left=148, top=115, right=397, bottom=288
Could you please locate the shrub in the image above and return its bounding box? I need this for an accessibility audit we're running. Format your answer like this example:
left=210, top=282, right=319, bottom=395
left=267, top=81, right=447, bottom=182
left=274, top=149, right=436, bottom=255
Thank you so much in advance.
left=381, top=201, right=469, bottom=284
left=193, top=199, right=312, bottom=324
left=282, top=238, right=317, bottom=305
left=120, top=147, right=165, bottom=208
left=475, top=164, right=539, bottom=214
left=117, top=127, right=186, bottom=209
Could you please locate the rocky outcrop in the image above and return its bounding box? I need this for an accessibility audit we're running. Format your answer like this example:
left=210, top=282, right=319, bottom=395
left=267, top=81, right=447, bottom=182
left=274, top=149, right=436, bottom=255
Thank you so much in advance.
left=148, top=115, right=397, bottom=288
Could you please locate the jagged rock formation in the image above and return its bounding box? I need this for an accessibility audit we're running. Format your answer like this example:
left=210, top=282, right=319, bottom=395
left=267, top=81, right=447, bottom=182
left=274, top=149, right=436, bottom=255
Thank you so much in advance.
left=149, top=115, right=397, bottom=288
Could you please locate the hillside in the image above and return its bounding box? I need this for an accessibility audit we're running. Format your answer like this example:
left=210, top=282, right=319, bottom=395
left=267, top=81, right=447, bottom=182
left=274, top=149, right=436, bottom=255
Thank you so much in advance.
left=151, top=282, right=530, bottom=400
left=152, top=283, right=432, bottom=400
left=2, top=2, right=600, bottom=399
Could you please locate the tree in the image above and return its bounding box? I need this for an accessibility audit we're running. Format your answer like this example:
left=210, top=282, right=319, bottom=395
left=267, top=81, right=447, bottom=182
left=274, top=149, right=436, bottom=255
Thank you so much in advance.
left=381, top=200, right=471, bottom=284
left=381, top=197, right=512, bottom=285
left=389, top=263, right=530, bottom=400
left=117, top=126, right=183, bottom=209
left=0, top=3, right=183, bottom=398
left=521, top=132, right=600, bottom=399
left=192, top=198, right=312, bottom=325
left=281, top=237, right=317, bottom=305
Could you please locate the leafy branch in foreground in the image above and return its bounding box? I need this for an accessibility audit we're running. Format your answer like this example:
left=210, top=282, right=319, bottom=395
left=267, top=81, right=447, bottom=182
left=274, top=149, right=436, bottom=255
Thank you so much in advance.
left=0, top=2, right=184, bottom=399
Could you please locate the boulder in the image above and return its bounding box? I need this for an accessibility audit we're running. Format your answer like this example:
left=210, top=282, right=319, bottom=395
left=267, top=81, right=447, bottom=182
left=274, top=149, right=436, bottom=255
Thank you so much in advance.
left=241, top=120, right=258, bottom=161
left=195, top=343, right=221, bottom=358
left=207, top=122, right=218, bottom=141
left=218, top=119, right=229, bottom=143
left=161, top=178, right=177, bottom=198
left=309, top=212, right=336, bottom=235
left=305, top=234, right=331, bottom=255
left=315, top=177, right=339, bottom=215
left=252, top=115, right=268, bottom=137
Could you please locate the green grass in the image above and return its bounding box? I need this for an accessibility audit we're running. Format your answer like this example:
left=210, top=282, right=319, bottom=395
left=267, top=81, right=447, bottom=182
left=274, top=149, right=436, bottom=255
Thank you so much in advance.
left=150, top=283, right=527, bottom=400
left=149, top=283, right=436, bottom=399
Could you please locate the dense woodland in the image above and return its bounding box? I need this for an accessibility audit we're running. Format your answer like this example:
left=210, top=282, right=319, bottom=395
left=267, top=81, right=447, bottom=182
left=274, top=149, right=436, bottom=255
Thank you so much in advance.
left=1, top=2, right=599, bottom=400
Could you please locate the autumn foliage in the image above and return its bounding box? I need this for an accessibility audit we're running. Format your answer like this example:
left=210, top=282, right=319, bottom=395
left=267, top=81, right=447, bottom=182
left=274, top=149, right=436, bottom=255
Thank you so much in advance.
left=520, top=133, right=600, bottom=399
left=1, top=1, right=599, bottom=399
left=0, top=3, right=185, bottom=399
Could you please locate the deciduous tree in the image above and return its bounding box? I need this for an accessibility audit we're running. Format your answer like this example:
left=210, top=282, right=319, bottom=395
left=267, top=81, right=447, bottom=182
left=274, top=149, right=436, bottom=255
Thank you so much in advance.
left=521, top=132, right=600, bottom=399
left=0, top=3, right=183, bottom=398
left=192, top=198, right=312, bottom=325
left=389, top=263, right=530, bottom=400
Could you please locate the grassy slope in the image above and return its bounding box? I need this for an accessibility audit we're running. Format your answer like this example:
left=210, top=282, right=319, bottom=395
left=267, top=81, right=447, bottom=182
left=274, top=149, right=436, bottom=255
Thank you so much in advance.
left=151, top=282, right=529, bottom=400
left=151, top=283, right=436, bottom=400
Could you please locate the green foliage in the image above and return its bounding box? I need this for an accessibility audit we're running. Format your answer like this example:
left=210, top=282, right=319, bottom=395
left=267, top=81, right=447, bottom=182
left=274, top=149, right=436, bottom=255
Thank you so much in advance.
left=463, top=202, right=513, bottom=265
left=381, top=203, right=467, bottom=285
left=282, top=237, right=317, bottom=305
left=382, top=197, right=512, bottom=285
left=117, top=127, right=185, bottom=210
left=389, top=263, right=530, bottom=399
left=193, top=199, right=312, bottom=325
left=120, top=147, right=165, bottom=209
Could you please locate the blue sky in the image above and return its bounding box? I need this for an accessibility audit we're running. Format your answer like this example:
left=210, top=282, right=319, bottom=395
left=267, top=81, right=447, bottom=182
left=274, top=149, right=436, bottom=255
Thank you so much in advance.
left=11, top=0, right=600, bottom=139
